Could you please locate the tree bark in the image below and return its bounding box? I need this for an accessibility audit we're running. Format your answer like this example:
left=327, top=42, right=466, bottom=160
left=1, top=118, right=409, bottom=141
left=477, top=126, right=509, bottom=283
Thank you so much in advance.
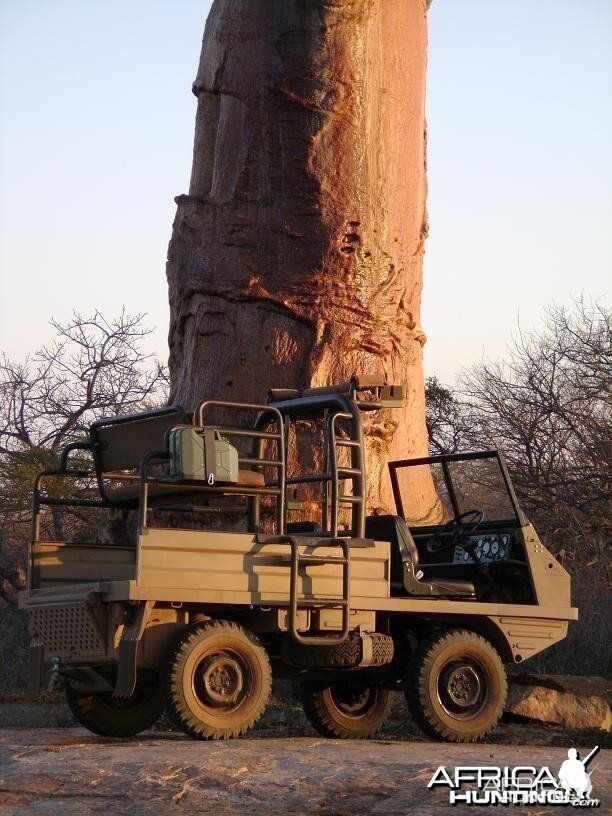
left=167, top=0, right=437, bottom=519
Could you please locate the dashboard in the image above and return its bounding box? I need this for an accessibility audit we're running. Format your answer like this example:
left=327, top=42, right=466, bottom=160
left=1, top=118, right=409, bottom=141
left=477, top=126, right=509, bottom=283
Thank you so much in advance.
left=453, top=533, right=512, bottom=564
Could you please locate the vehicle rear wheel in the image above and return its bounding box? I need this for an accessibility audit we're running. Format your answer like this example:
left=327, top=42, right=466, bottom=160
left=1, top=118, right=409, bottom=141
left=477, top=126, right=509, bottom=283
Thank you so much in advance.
left=164, top=620, right=272, bottom=740
left=301, top=676, right=393, bottom=739
left=65, top=681, right=164, bottom=737
left=405, top=629, right=507, bottom=743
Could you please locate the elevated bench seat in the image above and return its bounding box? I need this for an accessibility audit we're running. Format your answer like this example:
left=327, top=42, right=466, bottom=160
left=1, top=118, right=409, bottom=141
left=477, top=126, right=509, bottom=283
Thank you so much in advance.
left=45, top=406, right=269, bottom=512
left=106, top=469, right=265, bottom=504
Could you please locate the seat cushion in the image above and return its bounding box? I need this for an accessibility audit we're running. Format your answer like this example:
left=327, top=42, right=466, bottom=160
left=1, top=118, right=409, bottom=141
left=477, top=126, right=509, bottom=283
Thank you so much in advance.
left=106, top=482, right=205, bottom=504
left=105, top=469, right=265, bottom=504
left=427, top=578, right=476, bottom=596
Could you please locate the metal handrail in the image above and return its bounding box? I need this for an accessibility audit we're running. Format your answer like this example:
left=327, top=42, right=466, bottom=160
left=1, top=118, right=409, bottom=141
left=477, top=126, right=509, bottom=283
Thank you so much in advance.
left=206, top=427, right=281, bottom=440
left=330, top=412, right=366, bottom=537
left=138, top=450, right=170, bottom=531
left=195, top=399, right=286, bottom=534
left=197, top=399, right=283, bottom=431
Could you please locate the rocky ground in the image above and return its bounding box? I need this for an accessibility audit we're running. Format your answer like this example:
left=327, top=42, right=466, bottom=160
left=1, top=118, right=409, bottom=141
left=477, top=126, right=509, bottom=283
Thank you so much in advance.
left=0, top=695, right=610, bottom=816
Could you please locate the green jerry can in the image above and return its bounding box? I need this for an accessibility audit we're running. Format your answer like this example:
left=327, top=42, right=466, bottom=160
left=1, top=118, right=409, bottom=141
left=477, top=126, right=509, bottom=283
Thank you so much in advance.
left=169, top=426, right=239, bottom=484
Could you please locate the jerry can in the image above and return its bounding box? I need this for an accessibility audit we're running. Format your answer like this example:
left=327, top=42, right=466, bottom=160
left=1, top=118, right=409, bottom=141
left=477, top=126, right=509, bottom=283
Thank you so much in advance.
left=169, top=426, right=238, bottom=484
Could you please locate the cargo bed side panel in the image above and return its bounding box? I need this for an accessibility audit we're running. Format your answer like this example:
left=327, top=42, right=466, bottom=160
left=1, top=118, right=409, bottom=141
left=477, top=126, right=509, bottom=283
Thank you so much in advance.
left=136, top=529, right=390, bottom=601
left=31, top=542, right=136, bottom=590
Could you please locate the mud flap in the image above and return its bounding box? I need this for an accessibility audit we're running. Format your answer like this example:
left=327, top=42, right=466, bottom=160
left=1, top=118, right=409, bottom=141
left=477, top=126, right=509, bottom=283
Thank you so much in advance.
left=114, top=600, right=154, bottom=698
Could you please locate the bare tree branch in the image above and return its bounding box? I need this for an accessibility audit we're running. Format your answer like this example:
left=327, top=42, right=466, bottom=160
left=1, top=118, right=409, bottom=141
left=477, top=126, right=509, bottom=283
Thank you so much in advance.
left=427, top=297, right=611, bottom=565
left=0, top=311, right=169, bottom=567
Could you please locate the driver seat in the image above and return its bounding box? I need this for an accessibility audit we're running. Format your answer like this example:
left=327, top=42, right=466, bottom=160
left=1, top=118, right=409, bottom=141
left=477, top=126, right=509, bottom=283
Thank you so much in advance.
left=365, top=515, right=475, bottom=598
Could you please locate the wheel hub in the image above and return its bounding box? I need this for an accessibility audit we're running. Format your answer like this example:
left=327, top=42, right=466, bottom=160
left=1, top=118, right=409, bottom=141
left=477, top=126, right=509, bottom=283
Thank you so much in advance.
left=445, top=664, right=481, bottom=707
left=198, top=655, right=244, bottom=706
left=437, top=658, right=487, bottom=717
left=331, top=684, right=373, bottom=715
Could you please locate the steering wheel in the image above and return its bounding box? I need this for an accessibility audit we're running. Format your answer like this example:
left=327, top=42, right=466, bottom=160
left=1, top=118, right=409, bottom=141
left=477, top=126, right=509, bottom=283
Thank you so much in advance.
left=427, top=509, right=485, bottom=554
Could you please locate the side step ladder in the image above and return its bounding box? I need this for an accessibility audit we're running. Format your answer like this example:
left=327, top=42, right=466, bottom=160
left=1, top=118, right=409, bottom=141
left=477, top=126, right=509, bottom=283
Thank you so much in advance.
left=267, top=535, right=351, bottom=646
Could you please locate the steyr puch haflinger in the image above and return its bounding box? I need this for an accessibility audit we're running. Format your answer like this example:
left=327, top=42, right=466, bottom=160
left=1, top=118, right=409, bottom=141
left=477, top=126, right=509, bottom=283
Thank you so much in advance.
left=20, top=377, right=576, bottom=742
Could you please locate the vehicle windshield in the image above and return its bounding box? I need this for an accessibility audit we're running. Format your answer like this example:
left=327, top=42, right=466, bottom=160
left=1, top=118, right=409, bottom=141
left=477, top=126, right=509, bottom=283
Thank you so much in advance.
left=389, top=451, right=521, bottom=527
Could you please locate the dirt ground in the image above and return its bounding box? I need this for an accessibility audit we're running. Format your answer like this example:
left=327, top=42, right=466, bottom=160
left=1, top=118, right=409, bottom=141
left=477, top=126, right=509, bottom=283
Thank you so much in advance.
left=1, top=702, right=609, bottom=816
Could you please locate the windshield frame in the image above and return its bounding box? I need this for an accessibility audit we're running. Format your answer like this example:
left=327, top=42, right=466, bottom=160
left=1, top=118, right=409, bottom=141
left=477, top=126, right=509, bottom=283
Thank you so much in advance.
left=388, top=449, right=528, bottom=527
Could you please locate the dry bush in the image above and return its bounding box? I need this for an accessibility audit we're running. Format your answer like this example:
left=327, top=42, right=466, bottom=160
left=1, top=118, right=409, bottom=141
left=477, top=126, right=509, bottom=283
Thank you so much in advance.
left=459, top=298, right=611, bottom=563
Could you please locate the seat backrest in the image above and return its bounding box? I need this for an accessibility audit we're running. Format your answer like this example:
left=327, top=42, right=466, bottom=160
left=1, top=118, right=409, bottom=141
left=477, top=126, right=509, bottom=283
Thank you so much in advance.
left=394, top=516, right=420, bottom=571
left=90, top=406, right=190, bottom=472
left=365, top=514, right=420, bottom=577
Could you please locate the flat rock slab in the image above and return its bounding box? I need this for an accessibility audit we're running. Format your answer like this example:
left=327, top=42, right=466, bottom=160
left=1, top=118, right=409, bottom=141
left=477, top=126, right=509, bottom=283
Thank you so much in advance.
left=0, top=729, right=610, bottom=816
left=507, top=685, right=611, bottom=731
left=507, top=675, right=611, bottom=731
left=509, top=675, right=612, bottom=700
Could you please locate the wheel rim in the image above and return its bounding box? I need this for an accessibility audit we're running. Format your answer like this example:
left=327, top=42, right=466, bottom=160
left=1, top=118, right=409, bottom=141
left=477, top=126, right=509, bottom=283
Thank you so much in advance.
left=328, top=683, right=378, bottom=719
left=436, top=658, right=488, bottom=719
left=192, top=650, right=250, bottom=712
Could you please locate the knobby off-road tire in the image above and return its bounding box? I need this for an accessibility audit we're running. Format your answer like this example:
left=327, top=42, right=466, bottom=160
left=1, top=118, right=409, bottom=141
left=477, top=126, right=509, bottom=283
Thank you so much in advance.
left=65, top=681, right=164, bottom=737
left=164, top=620, right=272, bottom=740
left=301, top=676, right=393, bottom=739
left=405, top=629, right=507, bottom=743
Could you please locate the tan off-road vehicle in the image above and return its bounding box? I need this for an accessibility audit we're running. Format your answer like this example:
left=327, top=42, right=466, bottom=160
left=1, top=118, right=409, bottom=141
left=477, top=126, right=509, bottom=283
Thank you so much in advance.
left=20, top=378, right=576, bottom=742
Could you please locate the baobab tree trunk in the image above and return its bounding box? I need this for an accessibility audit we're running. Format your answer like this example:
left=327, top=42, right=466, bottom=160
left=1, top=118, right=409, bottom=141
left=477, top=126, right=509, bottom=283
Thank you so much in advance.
left=167, top=0, right=438, bottom=520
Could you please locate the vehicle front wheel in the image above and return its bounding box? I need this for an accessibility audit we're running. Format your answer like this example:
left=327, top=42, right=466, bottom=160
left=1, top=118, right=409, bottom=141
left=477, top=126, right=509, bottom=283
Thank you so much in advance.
left=405, top=629, right=507, bottom=743
left=65, top=681, right=164, bottom=737
left=164, top=620, right=272, bottom=740
left=301, top=676, right=393, bottom=739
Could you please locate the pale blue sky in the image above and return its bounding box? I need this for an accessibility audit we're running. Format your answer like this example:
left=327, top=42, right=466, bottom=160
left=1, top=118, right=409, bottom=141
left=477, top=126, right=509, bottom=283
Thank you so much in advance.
left=1, top=0, right=610, bottom=384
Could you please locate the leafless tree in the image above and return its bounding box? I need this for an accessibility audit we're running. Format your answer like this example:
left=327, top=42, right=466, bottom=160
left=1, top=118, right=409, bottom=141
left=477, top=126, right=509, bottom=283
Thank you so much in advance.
left=0, top=311, right=168, bottom=693
left=457, top=297, right=611, bottom=565
left=425, top=376, right=471, bottom=455
left=0, top=310, right=168, bottom=599
left=0, top=309, right=168, bottom=456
